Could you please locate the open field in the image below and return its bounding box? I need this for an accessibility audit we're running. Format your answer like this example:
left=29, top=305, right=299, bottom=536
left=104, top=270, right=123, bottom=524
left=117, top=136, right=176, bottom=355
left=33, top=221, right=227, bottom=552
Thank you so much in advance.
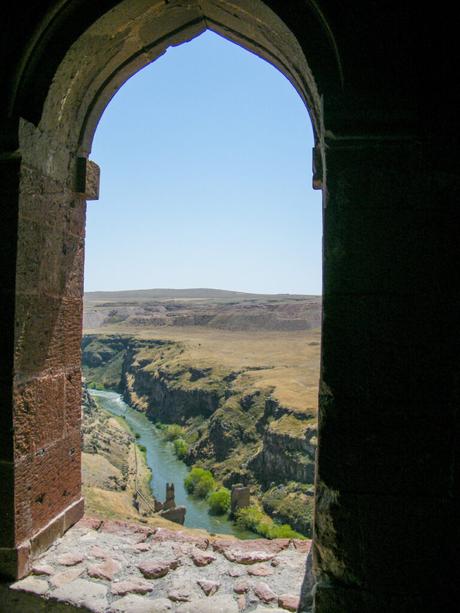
left=84, top=324, right=320, bottom=414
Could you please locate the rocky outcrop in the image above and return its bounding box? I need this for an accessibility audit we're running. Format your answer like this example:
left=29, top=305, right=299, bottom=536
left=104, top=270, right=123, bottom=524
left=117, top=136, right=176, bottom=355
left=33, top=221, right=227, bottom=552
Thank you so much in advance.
left=123, top=356, right=223, bottom=423
left=249, top=421, right=316, bottom=486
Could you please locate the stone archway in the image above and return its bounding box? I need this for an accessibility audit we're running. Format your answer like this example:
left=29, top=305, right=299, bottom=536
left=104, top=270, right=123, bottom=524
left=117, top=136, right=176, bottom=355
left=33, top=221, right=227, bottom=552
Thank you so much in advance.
left=3, top=0, right=332, bottom=590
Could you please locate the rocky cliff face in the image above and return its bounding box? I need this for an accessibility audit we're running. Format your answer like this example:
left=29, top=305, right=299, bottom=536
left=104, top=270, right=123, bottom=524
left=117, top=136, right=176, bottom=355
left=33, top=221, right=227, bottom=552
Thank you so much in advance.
left=249, top=408, right=316, bottom=486
left=122, top=342, right=223, bottom=423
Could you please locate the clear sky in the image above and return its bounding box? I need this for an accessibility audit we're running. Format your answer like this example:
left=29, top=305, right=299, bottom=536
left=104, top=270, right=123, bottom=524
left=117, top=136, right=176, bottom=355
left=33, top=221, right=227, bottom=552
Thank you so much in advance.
left=85, top=30, right=322, bottom=295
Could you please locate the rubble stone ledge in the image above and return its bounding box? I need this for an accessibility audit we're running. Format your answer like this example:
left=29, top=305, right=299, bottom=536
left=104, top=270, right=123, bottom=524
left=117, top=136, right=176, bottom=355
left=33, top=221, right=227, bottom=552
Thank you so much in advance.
left=4, top=516, right=310, bottom=612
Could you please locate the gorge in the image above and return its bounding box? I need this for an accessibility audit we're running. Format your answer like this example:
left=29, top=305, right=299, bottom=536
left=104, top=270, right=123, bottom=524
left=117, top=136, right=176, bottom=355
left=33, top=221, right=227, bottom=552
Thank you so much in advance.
left=81, top=289, right=321, bottom=539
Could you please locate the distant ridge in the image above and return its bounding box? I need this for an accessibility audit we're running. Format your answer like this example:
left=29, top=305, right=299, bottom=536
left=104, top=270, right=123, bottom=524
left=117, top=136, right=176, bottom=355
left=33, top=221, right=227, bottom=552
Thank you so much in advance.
left=84, top=288, right=318, bottom=303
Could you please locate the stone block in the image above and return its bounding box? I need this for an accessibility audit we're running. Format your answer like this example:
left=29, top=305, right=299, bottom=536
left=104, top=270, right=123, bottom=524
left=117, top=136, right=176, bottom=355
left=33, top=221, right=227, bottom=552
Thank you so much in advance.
left=15, top=429, right=82, bottom=544
left=64, top=368, right=83, bottom=435
left=16, top=185, right=85, bottom=300
left=0, top=541, right=31, bottom=580
left=321, top=292, right=444, bottom=407
left=50, top=578, right=108, bottom=611
left=76, top=158, right=100, bottom=200
left=159, top=505, right=186, bottom=525
left=313, top=486, right=456, bottom=595
left=14, top=294, right=82, bottom=375
left=63, top=498, right=84, bottom=532
left=317, top=392, right=456, bottom=495
left=13, top=373, right=66, bottom=456
left=0, top=378, right=14, bottom=461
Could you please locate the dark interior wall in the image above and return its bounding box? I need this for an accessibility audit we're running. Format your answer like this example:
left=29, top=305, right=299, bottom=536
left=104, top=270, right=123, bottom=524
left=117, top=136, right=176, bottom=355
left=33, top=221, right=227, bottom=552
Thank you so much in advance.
left=0, top=1, right=458, bottom=610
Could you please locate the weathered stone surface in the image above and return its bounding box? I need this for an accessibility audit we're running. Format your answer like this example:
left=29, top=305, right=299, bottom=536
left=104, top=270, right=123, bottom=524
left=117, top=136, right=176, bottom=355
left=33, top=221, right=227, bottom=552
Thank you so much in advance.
left=11, top=576, right=49, bottom=595
left=50, top=567, right=83, bottom=588
left=133, top=542, right=150, bottom=552
left=111, top=594, right=173, bottom=612
left=168, top=588, right=192, bottom=602
left=5, top=518, right=308, bottom=610
left=111, top=578, right=154, bottom=595
left=190, top=550, right=216, bottom=567
left=247, top=563, right=274, bottom=576
left=50, top=578, right=108, bottom=612
left=223, top=549, right=276, bottom=564
left=233, top=579, right=250, bottom=593
left=214, top=539, right=289, bottom=564
left=291, top=539, right=311, bottom=553
left=177, top=594, right=239, bottom=613
left=57, top=552, right=84, bottom=566
left=198, top=579, right=220, bottom=596
left=138, top=560, right=174, bottom=579
left=153, top=528, right=209, bottom=551
left=88, top=557, right=121, bottom=581
left=31, top=563, right=54, bottom=575
left=228, top=567, right=245, bottom=577
left=254, top=581, right=278, bottom=603
left=77, top=517, right=103, bottom=531
left=278, top=593, right=300, bottom=611
left=90, top=545, right=109, bottom=559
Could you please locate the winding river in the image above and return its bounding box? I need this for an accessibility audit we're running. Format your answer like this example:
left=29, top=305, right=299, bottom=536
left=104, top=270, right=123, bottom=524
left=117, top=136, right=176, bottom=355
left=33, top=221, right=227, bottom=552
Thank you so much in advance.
left=89, top=389, right=254, bottom=539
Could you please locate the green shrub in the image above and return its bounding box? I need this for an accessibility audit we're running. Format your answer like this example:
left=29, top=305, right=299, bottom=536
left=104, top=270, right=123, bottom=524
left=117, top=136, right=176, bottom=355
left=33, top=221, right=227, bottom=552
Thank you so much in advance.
left=164, top=424, right=184, bottom=441
left=135, top=432, right=141, bottom=439
left=235, top=505, right=304, bottom=540
left=184, top=467, right=216, bottom=498
left=137, top=444, right=147, bottom=455
left=235, top=505, right=265, bottom=531
left=174, top=438, right=188, bottom=459
left=194, top=473, right=216, bottom=498
left=208, top=487, right=231, bottom=515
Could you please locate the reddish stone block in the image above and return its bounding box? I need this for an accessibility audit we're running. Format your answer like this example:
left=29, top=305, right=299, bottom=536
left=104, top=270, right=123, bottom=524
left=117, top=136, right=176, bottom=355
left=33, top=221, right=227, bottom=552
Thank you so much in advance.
left=76, top=516, right=102, bottom=531
left=14, top=294, right=82, bottom=375
left=64, top=368, right=83, bottom=434
left=14, top=428, right=81, bottom=544
left=13, top=373, right=66, bottom=455
left=63, top=497, right=84, bottom=532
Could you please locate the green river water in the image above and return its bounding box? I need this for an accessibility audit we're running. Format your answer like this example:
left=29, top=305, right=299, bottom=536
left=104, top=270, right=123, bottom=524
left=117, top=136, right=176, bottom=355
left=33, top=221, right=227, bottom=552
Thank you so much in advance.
left=89, top=389, right=255, bottom=539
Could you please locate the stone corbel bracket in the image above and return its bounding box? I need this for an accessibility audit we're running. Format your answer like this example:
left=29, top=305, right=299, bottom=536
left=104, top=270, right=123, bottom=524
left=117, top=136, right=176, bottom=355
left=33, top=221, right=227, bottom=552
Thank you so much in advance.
left=76, top=157, right=100, bottom=200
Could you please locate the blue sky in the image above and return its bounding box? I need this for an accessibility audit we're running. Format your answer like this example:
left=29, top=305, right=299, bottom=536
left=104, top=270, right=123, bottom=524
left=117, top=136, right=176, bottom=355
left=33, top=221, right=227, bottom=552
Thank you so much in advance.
left=85, top=30, right=322, bottom=295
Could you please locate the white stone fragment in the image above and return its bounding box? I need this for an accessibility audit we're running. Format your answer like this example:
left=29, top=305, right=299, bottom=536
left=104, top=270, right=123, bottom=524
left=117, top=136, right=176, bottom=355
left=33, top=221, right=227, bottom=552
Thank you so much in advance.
left=11, top=576, right=49, bottom=596
left=51, top=578, right=108, bottom=612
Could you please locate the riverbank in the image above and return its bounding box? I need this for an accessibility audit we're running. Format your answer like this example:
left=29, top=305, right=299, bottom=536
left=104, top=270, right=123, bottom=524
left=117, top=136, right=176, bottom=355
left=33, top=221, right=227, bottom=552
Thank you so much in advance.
left=88, top=389, right=256, bottom=538
left=82, top=387, right=157, bottom=522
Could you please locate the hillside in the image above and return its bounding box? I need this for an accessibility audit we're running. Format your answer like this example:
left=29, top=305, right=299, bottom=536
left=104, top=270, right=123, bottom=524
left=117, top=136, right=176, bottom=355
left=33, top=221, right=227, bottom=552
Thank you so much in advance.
left=83, top=288, right=321, bottom=332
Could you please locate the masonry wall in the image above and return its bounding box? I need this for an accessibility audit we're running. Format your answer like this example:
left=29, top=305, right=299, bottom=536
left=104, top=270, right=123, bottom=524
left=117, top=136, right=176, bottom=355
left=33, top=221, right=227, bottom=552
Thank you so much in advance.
left=9, top=144, right=86, bottom=574
left=314, top=136, right=459, bottom=611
